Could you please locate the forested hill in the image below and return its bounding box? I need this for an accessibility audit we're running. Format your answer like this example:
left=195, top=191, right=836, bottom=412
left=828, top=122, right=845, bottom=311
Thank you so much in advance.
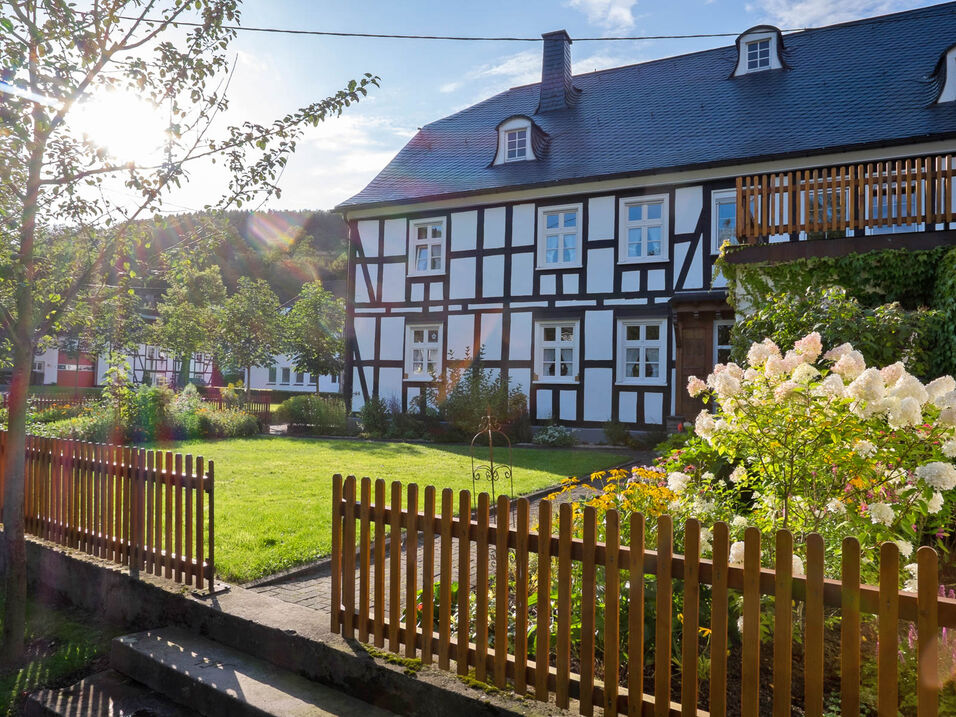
left=146, top=209, right=349, bottom=303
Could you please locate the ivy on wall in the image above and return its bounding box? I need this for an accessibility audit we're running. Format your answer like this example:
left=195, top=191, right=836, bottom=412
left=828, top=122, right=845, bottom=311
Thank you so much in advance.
left=717, top=245, right=956, bottom=378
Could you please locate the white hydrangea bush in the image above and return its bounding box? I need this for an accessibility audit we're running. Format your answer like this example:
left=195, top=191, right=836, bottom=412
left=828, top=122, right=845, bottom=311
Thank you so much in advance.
left=667, top=332, right=956, bottom=584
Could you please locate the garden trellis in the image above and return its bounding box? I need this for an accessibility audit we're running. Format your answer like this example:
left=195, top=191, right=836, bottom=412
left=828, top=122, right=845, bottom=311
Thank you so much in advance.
left=330, top=474, right=956, bottom=716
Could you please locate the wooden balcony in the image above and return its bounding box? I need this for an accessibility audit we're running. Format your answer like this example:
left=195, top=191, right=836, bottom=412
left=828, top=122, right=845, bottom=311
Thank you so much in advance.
left=735, top=153, right=956, bottom=243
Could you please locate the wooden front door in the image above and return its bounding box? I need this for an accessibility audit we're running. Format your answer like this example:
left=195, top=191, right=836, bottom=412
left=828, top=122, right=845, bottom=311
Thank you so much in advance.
left=676, top=320, right=712, bottom=420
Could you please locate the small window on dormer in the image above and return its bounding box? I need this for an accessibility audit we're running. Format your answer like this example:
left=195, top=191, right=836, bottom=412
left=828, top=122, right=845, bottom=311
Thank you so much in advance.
left=747, top=39, right=770, bottom=71
left=505, top=128, right=527, bottom=161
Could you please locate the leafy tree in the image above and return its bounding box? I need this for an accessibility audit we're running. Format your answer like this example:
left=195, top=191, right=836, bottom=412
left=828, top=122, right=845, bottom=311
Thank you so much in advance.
left=0, top=0, right=377, bottom=663
left=151, top=265, right=226, bottom=387
left=284, top=280, right=344, bottom=392
left=217, top=278, right=283, bottom=400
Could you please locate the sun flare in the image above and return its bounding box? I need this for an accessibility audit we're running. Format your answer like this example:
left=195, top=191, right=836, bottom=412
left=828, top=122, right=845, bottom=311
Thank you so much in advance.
left=70, top=90, right=169, bottom=164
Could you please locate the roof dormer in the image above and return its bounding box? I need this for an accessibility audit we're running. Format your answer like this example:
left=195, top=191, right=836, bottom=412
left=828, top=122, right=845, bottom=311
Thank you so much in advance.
left=490, top=115, right=551, bottom=166
left=732, top=25, right=787, bottom=77
left=932, top=43, right=956, bottom=103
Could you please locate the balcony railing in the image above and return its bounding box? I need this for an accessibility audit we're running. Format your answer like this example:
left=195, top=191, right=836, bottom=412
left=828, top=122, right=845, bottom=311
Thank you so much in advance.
left=736, top=153, right=955, bottom=243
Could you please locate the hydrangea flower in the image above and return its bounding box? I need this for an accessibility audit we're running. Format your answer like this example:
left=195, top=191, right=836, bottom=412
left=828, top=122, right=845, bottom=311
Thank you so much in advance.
left=868, top=502, right=894, bottom=526
left=832, top=350, right=866, bottom=381
left=928, top=491, right=944, bottom=514
left=916, top=462, right=956, bottom=491
left=729, top=465, right=747, bottom=484
left=687, top=375, right=707, bottom=398
left=793, top=332, right=823, bottom=362
left=791, top=555, right=804, bottom=576
left=666, top=472, right=691, bottom=493
left=729, top=540, right=746, bottom=565
left=853, top=440, right=877, bottom=458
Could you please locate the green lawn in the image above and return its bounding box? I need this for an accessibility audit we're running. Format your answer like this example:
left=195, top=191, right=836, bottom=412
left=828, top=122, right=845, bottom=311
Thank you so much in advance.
left=164, top=436, right=632, bottom=584
left=0, top=597, right=119, bottom=716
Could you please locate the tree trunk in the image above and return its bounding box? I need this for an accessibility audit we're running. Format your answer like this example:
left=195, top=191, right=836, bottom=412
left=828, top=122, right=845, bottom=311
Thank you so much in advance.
left=0, top=343, right=32, bottom=666
left=245, top=366, right=252, bottom=404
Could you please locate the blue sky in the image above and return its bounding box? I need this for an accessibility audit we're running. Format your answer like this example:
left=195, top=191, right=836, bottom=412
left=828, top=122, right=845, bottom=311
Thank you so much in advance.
left=169, top=0, right=937, bottom=211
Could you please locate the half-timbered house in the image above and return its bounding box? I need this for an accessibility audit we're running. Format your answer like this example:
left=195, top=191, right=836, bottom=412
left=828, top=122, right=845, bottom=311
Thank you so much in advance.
left=338, top=3, right=956, bottom=437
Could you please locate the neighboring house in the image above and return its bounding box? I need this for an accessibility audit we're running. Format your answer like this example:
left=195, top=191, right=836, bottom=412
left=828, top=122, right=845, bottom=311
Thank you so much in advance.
left=94, top=345, right=215, bottom=388
left=337, top=3, right=956, bottom=436
left=247, top=354, right=341, bottom=394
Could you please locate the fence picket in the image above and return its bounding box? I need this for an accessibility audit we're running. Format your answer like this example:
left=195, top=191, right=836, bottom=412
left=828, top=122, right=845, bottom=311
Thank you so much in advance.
left=709, top=521, right=729, bottom=717
left=681, top=518, right=700, bottom=717
left=514, top=498, right=530, bottom=695
left=389, top=480, right=402, bottom=652
left=917, top=546, right=939, bottom=717
left=195, top=456, right=204, bottom=590
left=163, top=451, right=173, bottom=579
left=359, top=477, right=372, bottom=644
left=405, top=483, right=418, bottom=659
left=457, top=490, right=472, bottom=676
left=184, top=454, right=193, bottom=582
left=331, top=473, right=343, bottom=634
left=438, top=488, right=453, bottom=668
left=604, top=509, right=620, bottom=716
left=422, top=485, right=436, bottom=664
left=343, top=475, right=357, bottom=639
left=655, top=515, right=673, bottom=717
left=556, top=502, right=572, bottom=709
left=174, top=453, right=183, bottom=581
left=804, top=533, right=824, bottom=717
left=494, top=494, right=510, bottom=689
left=628, top=513, right=645, bottom=717
left=841, top=537, right=861, bottom=717
left=773, top=530, right=793, bottom=717
left=741, top=526, right=761, bottom=717
left=535, top=499, right=552, bottom=703
left=878, top=542, right=900, bottom=716
left=580, top=505, right=597, bottom=716
left=374, top=479, right=387, bottom=648
left=475, top=492, right=491, bottom=683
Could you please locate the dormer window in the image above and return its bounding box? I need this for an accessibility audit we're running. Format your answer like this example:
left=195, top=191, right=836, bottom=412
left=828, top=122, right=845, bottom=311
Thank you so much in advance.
left=933, top=43, right=956, bottom=104
left=505, top=128, right=528, bottom=161
left=732, top=25, right=786, bottom=77
left=491, top=115, right=549, bottom=166
left=747, top=39, right=770, bottom=71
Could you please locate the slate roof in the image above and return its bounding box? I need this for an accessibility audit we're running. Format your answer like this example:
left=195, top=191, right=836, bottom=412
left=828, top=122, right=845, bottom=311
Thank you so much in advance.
left=339, top=2, right=956, bottom=211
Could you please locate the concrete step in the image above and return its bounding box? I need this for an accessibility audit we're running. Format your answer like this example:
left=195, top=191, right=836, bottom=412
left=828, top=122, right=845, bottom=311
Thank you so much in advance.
left=110, top=626, right=399, bottom=717
left=24, top=669, right=200, bottom=717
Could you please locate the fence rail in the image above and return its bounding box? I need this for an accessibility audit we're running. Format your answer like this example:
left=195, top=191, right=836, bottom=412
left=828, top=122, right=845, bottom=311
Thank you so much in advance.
left=197, top=386, right=272, bottom=426
left=736, top=152, right=955, bottom=242
left=1, top=394, right=101, bottom=412
left=330, top=475, right=953, bottom=716
left=0, top=432, right=214, bottom=588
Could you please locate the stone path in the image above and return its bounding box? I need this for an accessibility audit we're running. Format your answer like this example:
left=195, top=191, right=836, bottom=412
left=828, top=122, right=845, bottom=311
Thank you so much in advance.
left=249, top=454, right=655, bottom=615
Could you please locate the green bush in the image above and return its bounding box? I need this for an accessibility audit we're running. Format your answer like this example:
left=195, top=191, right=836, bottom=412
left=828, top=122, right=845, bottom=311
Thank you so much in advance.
left=195, top=407, right=260, bottom=438
left=128, top=385, right=175, bottom=441
left=358, top=395, right=391, bottom=437
left=32, top=410, right=120, bottom=443
left=30, top=403, right=89, bottom=423
left=602, top=420, right=633, bottom=447
left=275, top=395, right=350, bottom=434
left=533, top=424, right=575, bottom=447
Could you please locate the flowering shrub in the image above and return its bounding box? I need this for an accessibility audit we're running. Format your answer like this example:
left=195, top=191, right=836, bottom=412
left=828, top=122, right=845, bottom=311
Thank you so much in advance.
left=668, top=332, right=956, bottom=583
left=533, top=424, right=575, bottom=447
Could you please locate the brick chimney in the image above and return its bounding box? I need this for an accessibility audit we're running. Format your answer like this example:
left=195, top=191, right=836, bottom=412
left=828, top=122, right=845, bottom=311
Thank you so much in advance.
left=537, top=30, right=581, bottom=113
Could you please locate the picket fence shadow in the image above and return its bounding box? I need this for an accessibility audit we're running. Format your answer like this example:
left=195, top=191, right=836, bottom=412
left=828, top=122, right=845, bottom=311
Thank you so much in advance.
left=330, top=474, right=956, bottom=717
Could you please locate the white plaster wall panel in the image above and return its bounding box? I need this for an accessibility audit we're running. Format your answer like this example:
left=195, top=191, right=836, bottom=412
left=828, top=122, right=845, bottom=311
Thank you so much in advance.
left=673, top=241, right=689, bottom=289
left=647, top=269, right=666, bottom=292
left=379, top=367, right=404, bottom=403
left=684, top=240, right=703, bottom=289
left=357, top=220, right=379, bottom=257
left=587, top=196, right=615, bottom=241
left=449, top=257, right=477, bottom=300
left=619, top=391, right=638, bottom=423
left=354, top=265, right=370, bottom=303
left=407, top=385, right=420, bottom=406
left=586, top=247, right=614, bottom=294
left=451, top=211, right=478, bottom=252
left=510, top=252, right=534, bottom=296
left=482, top=255, right=505, bottom=297
left=675, top=186, right=703, bottom=234
left=622, top=271, right=640, bottom=293
left=512, top=204, right=535, bottom=246
left=483, top=206, right=506, bottom=249
left=509, top=312, right=533, bottom=361
left=509, top=367, right=531, bottom=397
left=381, top=262, right=406, bottom=303
left=584, top=310, right=614, bottom=361
left=379, top=316, right=406, bottom=361
left=536, top=389, right=553, bottom=420
left=354, top=316, right=376, bottom=361
left=410, top=283, right=425, bottom=302
left=429, top=282, right=444, bottom=301
left=562, top=274, right=579, bottom=295
left=644, top=393, right=664, bottom=425
left=583, top=368, right=612, bottom=422
left=447, top=313, right=474, bottom=360
left=351, top=368, right=366, bottom=411
left=383, top=218, right=406, bottom=256
left=559, top=391, right=576, bottom=421
left=540, top=274, right=556, bottom=295
left=479, top=313, right=503, bottom=361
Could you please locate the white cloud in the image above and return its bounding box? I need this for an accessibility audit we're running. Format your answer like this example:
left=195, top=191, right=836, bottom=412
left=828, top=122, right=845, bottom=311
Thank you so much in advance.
left=441, top=49, right=540, bottom=94
left=750, top=0, right=926, bottom=28
left=568, top=0, right=639, bottom=30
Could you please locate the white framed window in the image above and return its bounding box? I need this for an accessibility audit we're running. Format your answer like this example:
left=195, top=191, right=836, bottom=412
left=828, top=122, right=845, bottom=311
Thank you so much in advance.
left=309, top=374, right=317, bottom=385
left=537, top=204, right=582, bottom=268
left=331, top=374, right=338, bottom=384
left=505, top=128, right=527, bottom=161
left=494, top=116, right=534, bottom=165
left=534, top=321, right=579, bottom=383
left=747, top=38, right=770, bottom=70
left=619, top=195, right=668, bottom=263
left=711, top=189, right=738, bottom=254
left=714, top=320, right=734, bottom=365
left=281, top=367, right=291, bottom=385
left=617, top=319, right=667, bottom=385
left=408, top=218, right=445, bottom=277
left=867, top=184, right=923, bottom=235
left=405, top=324, right=442, bottom=381
left=294, top=371, right=304, bottom=385
left=267, top=367, right=277, bottom=384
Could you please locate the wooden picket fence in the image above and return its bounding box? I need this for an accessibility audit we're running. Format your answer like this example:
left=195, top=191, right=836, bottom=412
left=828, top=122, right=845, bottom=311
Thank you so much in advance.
left=1, top=393, right=101, bottom=412
left=197, top=386, right=272, bottom=426
left=330, top=475, right=956, bottom=717
left=736, top=152, right=955, bottom=241
left=0, top=432, right=214, bottom=588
